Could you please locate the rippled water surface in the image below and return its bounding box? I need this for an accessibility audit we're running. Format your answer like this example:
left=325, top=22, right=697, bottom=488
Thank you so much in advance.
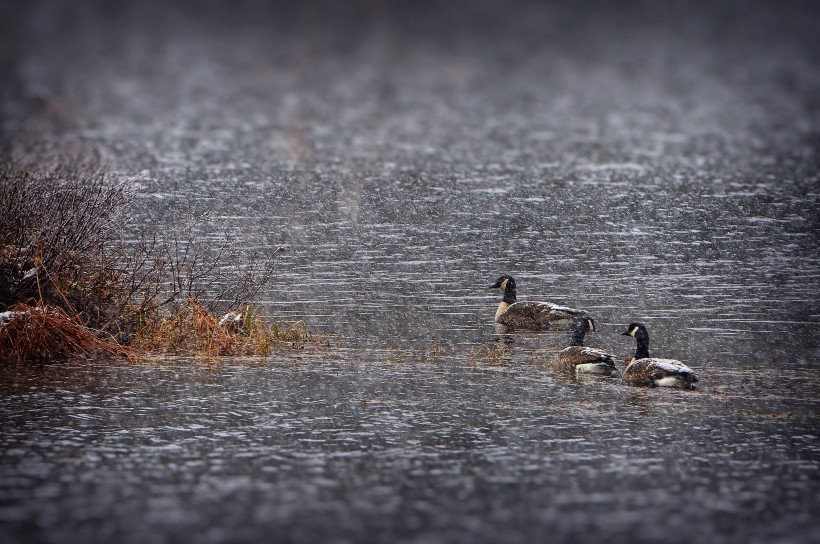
left=1, top=1, right=819, bottom=543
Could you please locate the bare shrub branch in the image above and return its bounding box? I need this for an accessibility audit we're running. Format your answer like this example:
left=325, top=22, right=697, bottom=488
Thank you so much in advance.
left=0, top=161, right=131, bottom=321
left=1, top=157, right=284, bottom=355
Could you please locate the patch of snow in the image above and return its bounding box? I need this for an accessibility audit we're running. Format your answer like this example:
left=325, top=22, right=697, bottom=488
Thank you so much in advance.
left=580, top=347, right=608, bottom=358
left=646, top=358, right=694, bottom=374
left=219, top=312, right=242, bottom=327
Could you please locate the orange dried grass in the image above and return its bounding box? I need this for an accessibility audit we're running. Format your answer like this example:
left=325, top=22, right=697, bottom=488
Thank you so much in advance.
left=468, top=342, right=509, bottom=363
left=0, top=303, right=130, bottom=361
left=132, top=298, right=327, bottom=358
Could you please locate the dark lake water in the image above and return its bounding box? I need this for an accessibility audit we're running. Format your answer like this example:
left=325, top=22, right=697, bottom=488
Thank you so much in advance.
left=1, top=1, right=819, bottom=543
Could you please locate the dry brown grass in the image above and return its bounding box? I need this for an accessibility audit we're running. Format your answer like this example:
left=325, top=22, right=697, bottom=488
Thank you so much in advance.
left=0, top=303, right=129, bottom=361
left=417, top=341, right=447, bottom=362
left=131, top=297, right=328, bottom=359
left=468, top=342, right=509, bottom=363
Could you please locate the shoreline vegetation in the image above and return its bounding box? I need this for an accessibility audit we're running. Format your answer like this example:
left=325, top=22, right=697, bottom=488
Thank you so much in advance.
left=0, top=157, right=554, bottom=366
left=0, top=158, right=325, bottom=362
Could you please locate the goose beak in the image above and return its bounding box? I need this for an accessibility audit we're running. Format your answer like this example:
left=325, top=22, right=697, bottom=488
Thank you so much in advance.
left=620, top=329, right=631, bottom=336
left=488, top=283, right=500, bottom=290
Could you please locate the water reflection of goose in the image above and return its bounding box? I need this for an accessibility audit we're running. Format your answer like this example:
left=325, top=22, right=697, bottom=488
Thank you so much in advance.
left=489, top=275, right=588, bottom=330
left=621, top=322, right=698, bottom=388
left=552, top=317, right=620, bottom=376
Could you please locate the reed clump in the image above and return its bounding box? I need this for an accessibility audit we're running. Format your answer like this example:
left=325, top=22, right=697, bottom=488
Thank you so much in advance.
left=469, top=343, right=509, bottom=363
left=131, top=298, right=327, bottom=358
left=417, top=341, right=447, bottom=362
left=0, top=303, right=129, bottom=361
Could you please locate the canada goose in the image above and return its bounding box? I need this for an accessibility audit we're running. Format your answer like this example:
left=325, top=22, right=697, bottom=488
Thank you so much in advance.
left=621, top=322, right=697, bottom=388
left=489, top=275, right=588, bottom=330
left=552, top=317, right=619, bottom=375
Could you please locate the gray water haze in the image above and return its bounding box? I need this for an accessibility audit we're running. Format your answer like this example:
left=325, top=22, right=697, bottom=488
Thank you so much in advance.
left=1, top=1, right=819, bottom=543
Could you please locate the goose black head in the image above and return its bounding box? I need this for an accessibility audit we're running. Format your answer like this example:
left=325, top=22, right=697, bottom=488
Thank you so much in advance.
left=572, top=316, right=595, bottom=332
left=622, top=322, right=650, bottom=359
left=489, top=275, right=517, bottom=304
left=489, top=275, right=515, bottom=290
left=621, top=322, right=648, bottom=338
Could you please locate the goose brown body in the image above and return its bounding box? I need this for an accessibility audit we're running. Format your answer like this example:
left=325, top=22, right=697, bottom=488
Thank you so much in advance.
left=621, top=323, right=697, bottom=388
left=552, top=318, right=619, bottom=376
left=622, top=358, right=697, bottom=387
left=490, top=275, right=587, bottom=330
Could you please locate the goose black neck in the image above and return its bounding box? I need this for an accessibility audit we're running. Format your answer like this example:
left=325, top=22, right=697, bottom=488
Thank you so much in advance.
left=633, top=332, right=650, bottom=359
left=502, top=283, right=517, bottom=304
left=569, top=327, right=587, bottom=347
